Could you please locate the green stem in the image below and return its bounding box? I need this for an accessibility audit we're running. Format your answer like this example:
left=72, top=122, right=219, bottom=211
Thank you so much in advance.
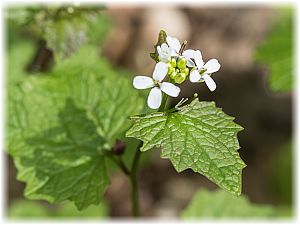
left=158, top=93, right=168, bottom=112
left=130, top=142, right=143, bottom=217
left=106, top=152, right=130, bottom=176
left=115, top=92, right=170, bottom=217
left=126, top=94, right=170, bottom=216
left=107, top=142, right=142, bottom=217
left=115, top=157, right=130, bottom=176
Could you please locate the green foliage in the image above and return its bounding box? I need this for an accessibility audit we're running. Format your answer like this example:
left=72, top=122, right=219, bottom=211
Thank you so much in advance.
left=56, top=201, right=108, bottom=218
left=181, top=189, right=276, bottom=218
left=126, top=99, right=245, bottom=195
left=6, top=38, right=35, bottom=84
left=6, top=11, right=248, bottom=217
left=255, top=8, right=294, bottom=92
left=150, top=30, right=167, bottom=62
left=8, top=200, right=108, bottom=218
left=269, top=141, right=293, bottom=205
left=6, top=6, right=108, bottom=61
left=7, top=46, right=144, bottom=210
left=275, top=206, right=293, bottom=218
left=8, top=200, right=49, bottom=218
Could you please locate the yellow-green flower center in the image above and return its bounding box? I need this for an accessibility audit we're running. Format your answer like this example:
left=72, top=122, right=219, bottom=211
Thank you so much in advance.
left=167, top=57, right=190, bottom=84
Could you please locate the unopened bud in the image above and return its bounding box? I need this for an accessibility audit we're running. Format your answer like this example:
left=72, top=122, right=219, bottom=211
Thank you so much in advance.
left=167, top=63, right=173, bottom=75
left=170, top=70, right=177, bottom=79
left=171, top=58, right=177, bottom=68
left=174, top=73, right=186, bottom=84
left=112, top=139, right=126, bottom=155
left=177, top=58, right=187, bottom=69
left=181, top=67, right=189, bottom=76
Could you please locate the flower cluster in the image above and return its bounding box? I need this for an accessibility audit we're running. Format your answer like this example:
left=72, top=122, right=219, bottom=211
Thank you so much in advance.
left=133, top=35, right=221, bottom=109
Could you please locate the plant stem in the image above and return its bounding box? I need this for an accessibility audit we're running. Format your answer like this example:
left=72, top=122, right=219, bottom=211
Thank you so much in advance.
left=158, top=93, right=168, bottom=112
left=106, top=152, right=130, bottom=176
left=116, top=93, right=170, bottom=216
left=130, top=142, right=143, bottom=217
left=126, top=93, right=169, bottom=216
left=107, top=142, right=142, bottom=216
left=115, top=156, right=130, bottom=176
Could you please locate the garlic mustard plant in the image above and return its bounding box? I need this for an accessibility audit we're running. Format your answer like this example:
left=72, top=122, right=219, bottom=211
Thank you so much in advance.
left=127, top=30, right=244, bottom=216
left=8, top=27, right=245, bottom=218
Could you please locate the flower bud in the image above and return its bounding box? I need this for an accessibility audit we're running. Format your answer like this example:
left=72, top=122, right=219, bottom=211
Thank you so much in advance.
left=181, top=68, right=189, bottom=76
left=112, top=139, right=126, bottom=155
left=170, top=70, right=177, bottom=79
left=174, top=73, right=187, bottom=84
left=177, top=58, right=187, bottom=69
left=167, top=63, right=173, bottom=75
left=171, top=58, right=177, bottom=68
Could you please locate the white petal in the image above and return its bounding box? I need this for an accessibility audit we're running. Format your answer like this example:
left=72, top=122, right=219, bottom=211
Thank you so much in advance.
left=147, top=87, right=162, bottom=109
left=161, top=43, right=169, bottom=52
left=158, top=50, right=169, bottom=62
left=157, top=46, right=161, bottom=55
left=159, top=55, right=169, bottom=63
left=133, top=76, right=154, bottom=89
left=182, top=49, right=195, bottom=59
left=152, top=62, right=168, bottom=82
left=186, top=58, right=195, bottom=67
left=159, top=56, right=169, bottom=63
left=166, top=36, right=174, bottom=48
left=166, top=36, right=181, bottom=52
left=203, top=74, right=216, bottom=91
left=160, top=82, right=180, bottom=97
left=158, top=44, right=171, bottom=59
left=182, top=49, right=196, bottom=67
left=204, top=59, right=221, bottom=73
left=194, top=50, right=204, bottom=69
left=170, top=49, right=178, bottom=57
left=189, top=70, right=201, bottom=83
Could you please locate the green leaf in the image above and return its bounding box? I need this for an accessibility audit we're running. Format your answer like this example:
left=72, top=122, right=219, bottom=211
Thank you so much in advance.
left=181, top=189, right=276, bottom=218
left=42, top=8, right=107, bottom=61
left=17, top=99, right=110, bottom=210
left=7, top=46, right=144, bottom=210
left=6, top=6, right=107, bottom=61
left=8, top=200, right=108, bottom=218
left=6, top=37, right=35, bottom=84
left=126, top=99, right=245, bottom=195
left=274, top=206, right=293, bottom=218
left=44, top=19, right=88, bottom=60
left=56, top=200, right=108, bottom=218
left=150, top=30, right=167, bottom=62
left=255, top=8, right=294, bottom=92
left=8, top=200, right=50, bottom=218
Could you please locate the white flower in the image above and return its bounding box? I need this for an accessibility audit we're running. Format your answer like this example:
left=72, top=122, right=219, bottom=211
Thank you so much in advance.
left=157, top=36, right=195, bottom=67
left=166, top=36, right=181, bottom=57
left=189, top=50, right=221, bottom=91
left=133, top=62, right=181, bottom=109
left=157, top=43, right=173, bottom=62
left=182, top=49, right=197, bottom=66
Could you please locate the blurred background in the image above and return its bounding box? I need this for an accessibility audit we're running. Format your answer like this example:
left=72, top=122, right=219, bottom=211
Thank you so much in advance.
left=6, top=4, right=293, bottom=219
